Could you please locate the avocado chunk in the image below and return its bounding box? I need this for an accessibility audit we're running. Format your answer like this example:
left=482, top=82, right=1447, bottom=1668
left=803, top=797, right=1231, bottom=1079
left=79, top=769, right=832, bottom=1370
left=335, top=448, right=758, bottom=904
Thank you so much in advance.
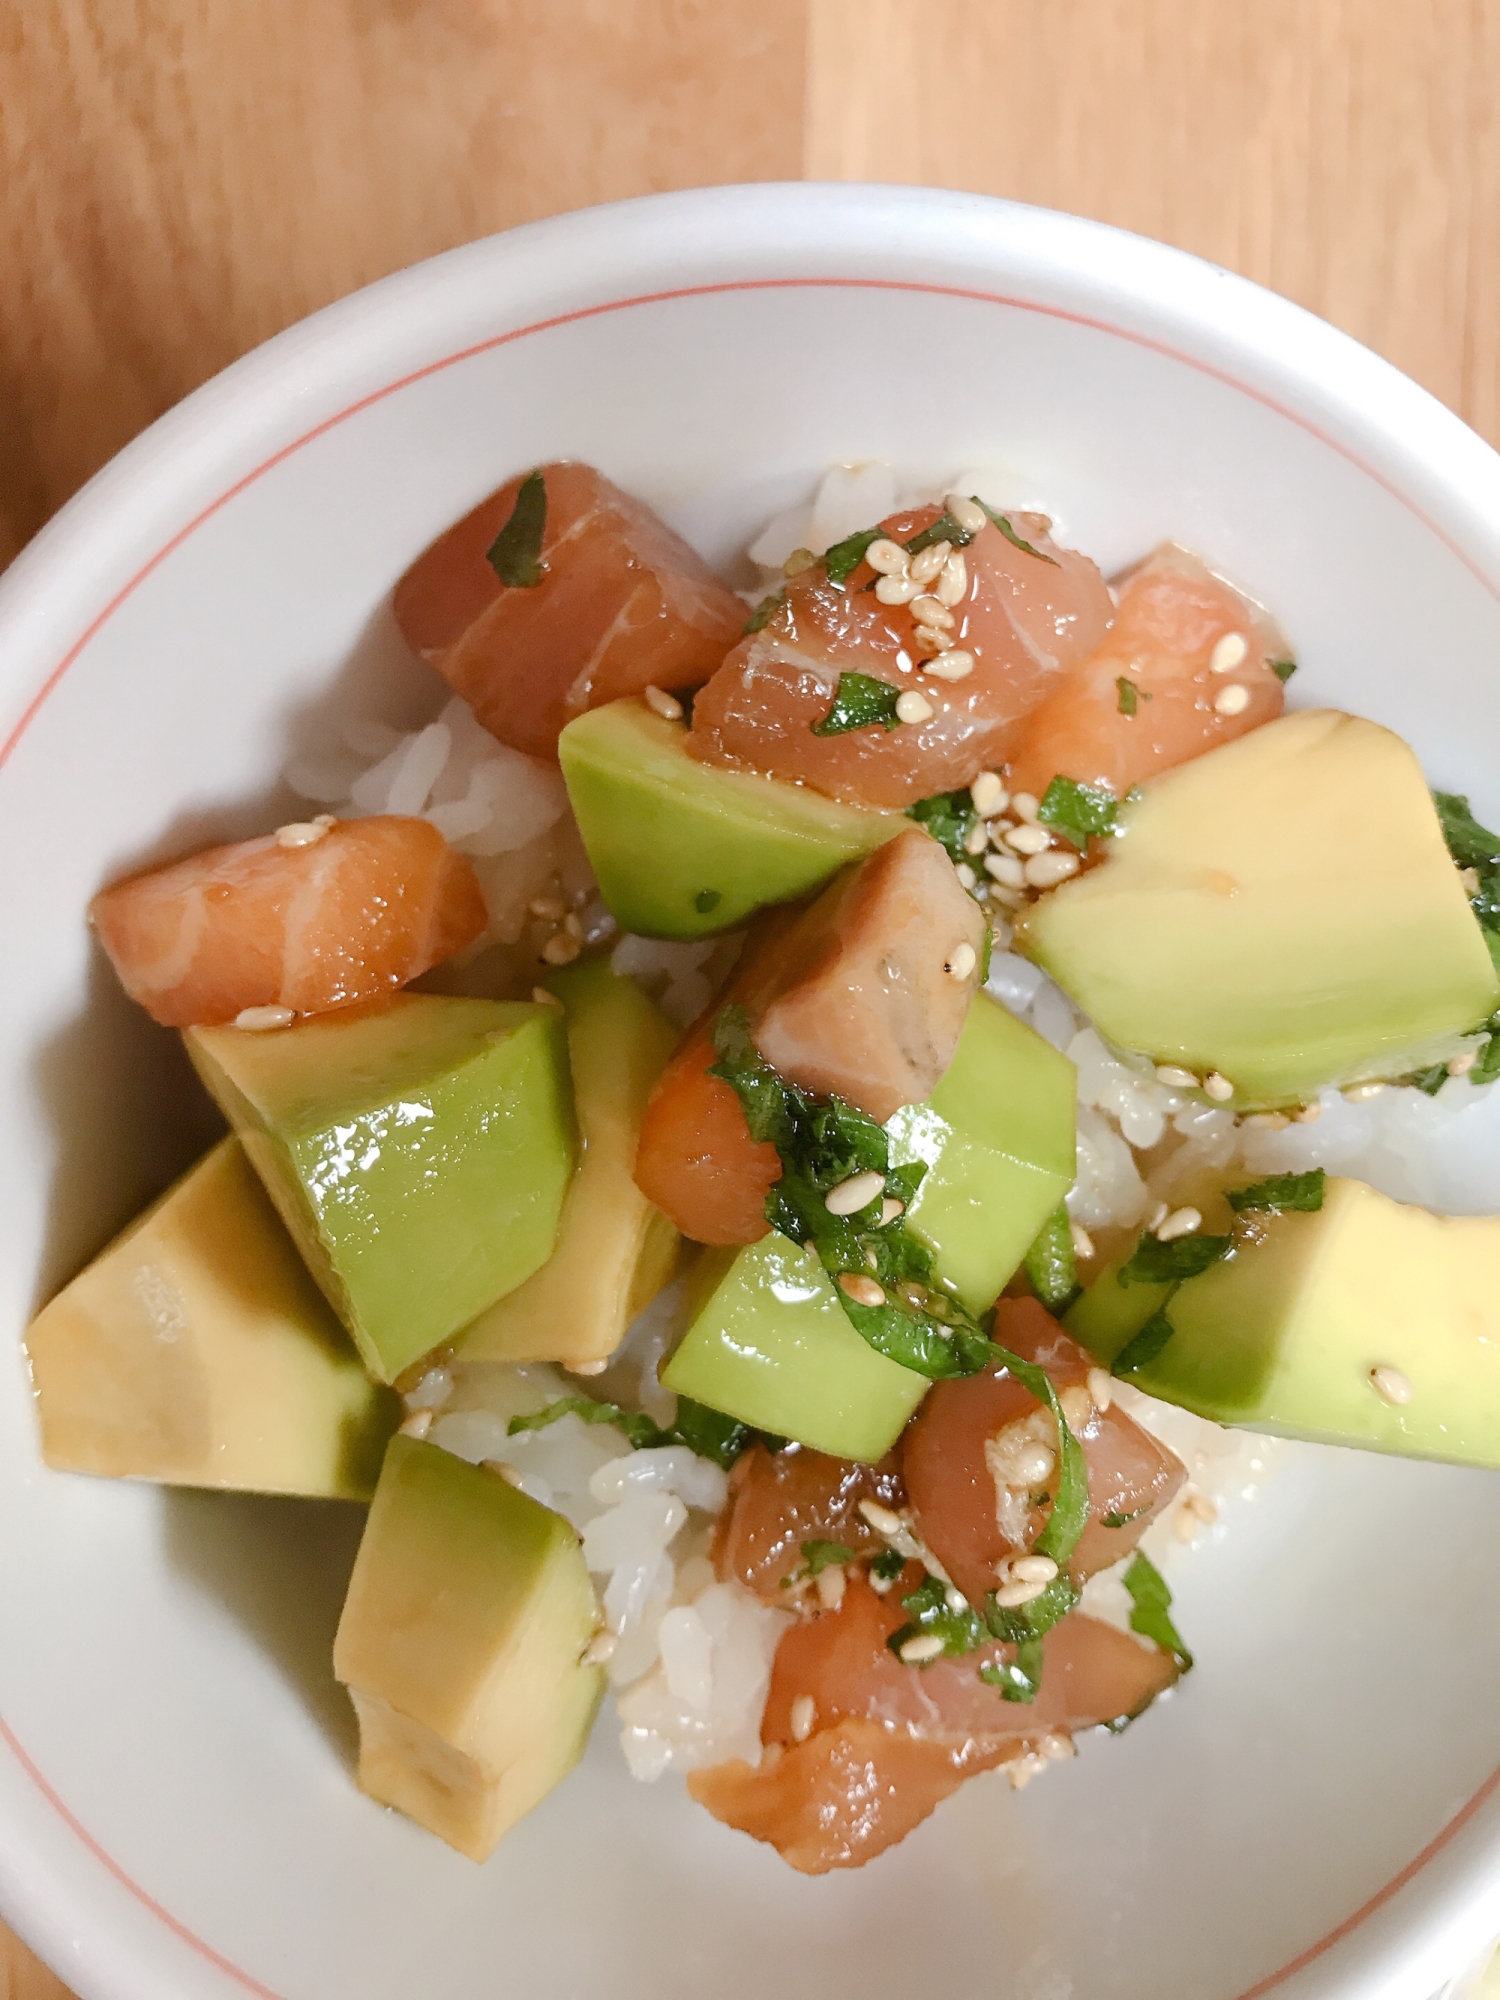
left=1020, top=710, right=1500, bottom=1107
left=334, top=1435, right=603, bottom=1860
left=25, top=1138, right=398, bottom=1497
left=1068, top=1176, right=1500, bottom=1465
left=662, top=1236, right=930, bottom=1462
left=186, top=995, right=575, bottom=1383
left=558, top=697, right=901, bottom=939
left=888, top=994, right=1076, bottom=1314
left=456, top=959, right=681, bottom=1367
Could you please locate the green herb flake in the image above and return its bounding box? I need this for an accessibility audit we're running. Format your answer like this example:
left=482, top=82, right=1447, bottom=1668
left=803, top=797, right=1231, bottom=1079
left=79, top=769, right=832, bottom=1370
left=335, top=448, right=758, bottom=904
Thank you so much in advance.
left=1472, top=1019, right=1500, bottom=1086
left=974, top=499, right=1059, bottom=565
left=904, top=512, right=975, bottom=558
left=823, top=525, right=886, bottom=588
left=869, top=1547, right=907, bottom=1584
left=1023, top=1203, right=1078, bottom=1312
left=888, top=1572, right=986, bottom=1663
left=484, top=470, right=548, bottom=589
left=1269, top=659, right=1298, bottom=684
left=906, top=789, right=981, bottom=866
left=980, top=1639, right=1044, bottom=1704
left=1119, top=1232, right=1233, bottom=1285
left=985, top=1574, right=1081, bottom=1648
left=811, top=672, right=904, bottom=737
left=507, top=1391, right=755, bottom=1470
left=1116, top=676, right=1140, bottom=717
left=1037, top=776, right=1121, bottom=849
left=1122, top=1553, right=1193, bottom=1670
left=1413, top=1063, right=1450, bottom=1096
left=694, top=888, right=722, bottom=915
left=1111, top=1307, right=1178, bottom=1379
left=1434, top=791, right=1500, bottom=939
left=1227, top=1169, right=1325, bottom=1214
left=1102, top=1507, right=1146, bottom=1530
left=802, top=1539, right=855, bottom=1577
left=743, top=589, right=785, bottom=635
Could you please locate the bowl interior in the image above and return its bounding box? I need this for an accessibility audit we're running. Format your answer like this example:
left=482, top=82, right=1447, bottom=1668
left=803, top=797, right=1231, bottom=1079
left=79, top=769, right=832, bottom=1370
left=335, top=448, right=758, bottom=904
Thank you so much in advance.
left=4, top=188, right=1500, bottom=2000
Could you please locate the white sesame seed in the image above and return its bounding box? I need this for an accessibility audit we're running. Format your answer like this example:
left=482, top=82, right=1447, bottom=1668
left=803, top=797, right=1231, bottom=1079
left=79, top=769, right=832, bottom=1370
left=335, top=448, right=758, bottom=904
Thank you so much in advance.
left=1011, top=791, right=1041, bottom=823
left=1072, top=1222, right=1097, bottom=1263
left=816, top=1565, right=846, bottom=1611
left=1243, top=1110, right=1290, bottom=1129
left=531, top=985, right=562, bottom=1006
left=993, top=1442, right=1056, bottom=1489
left=963, top=821, right=991, bottom=856
left=563, top=911, right=585, bottom=940
left=1006, top=1753, right=1047, bottom=1791
left=899, top=1633, right=947, bottom=1664
left=880, top=1197, right=906, bottom=1225
left=895, top=690, right=934, bottom=724
left=994, top=1576, right=1051, bottom=1608
left=875, top=571, right=922, bottom=605
left=1086, top=1366, right=1113, bottom=1411
left=990, top=883, right=1025, bottom=909
left=839, top=1272, right=887, bottom=1307
left=909, top=541, right=952, bottom=585
left=568, top=1359, right=608, bottom=1376
left=922, top=649, right=975, bottom=682
left=1147, top=1201, right=1169, bottom=1232
left=398, top=1409, right=434, bottom=1439
left=1209, top=631, right=1249, bottom=674
left=275, top=819, right=333, bottom=848
left=1155, top=1063, right=1200, bottom=1088
left=1370, top=1364, right=1414, bottom=1406
left=955, top=862, right=977, bottom=890
left=529, top=895, right=567, bottom=920
left=1293, top=1101, right=1323, bottom=1123
left=825, top=1169, right=887, bottom=1216
left=643, top=684, right=683, bottom=721
left=917, top=624, right=956, bottom=654
left=865, top=537, right=909, bottom=575
left=911, top=595, right=955, bottom=629
left=790, top=1693, right=817, bottom=1741
left=1005, top=823, right=1052, bottom=855
left=481, top=1457, right=524, bottom=1487
left=858, top=1499, right=905, bottom=1538
left=934, top=552, right=968, bottom=607
left=944, top=494, right=988, bottom=534
left=1038, top=1732, right=1075, bottom=1762
left=1448, top=1048, right=1480, bottom=1076
left=542, top=931, right=582, bottom=966
left=945, top=941, right=977, bottom=980
left=1059, top=1384, right=1094, bottom=1432
left=1214, top=682, right=1251, bottom=717
left=984, top=851, right=1027, bottom=889
left=970, top=771, right=1008, bottom=817
left=944, top=1583, right=969, bottom=1614
left=1184, top=1490, right=1219, bottom=1524
left=1203, top=1071, right=1235, bottom=1101
left=1156, top=1207, right=1202, bottom=1241
left=1024, top=849, right=1081, bottom=889
left=1343, top=1081, right=1387, bottom=1102
left=582, top=1631, right=618, bottom=1666
left=1460, top=866, right=1483, bottom=896
left=783, top=546, right=817, bottom=576
left=1010, top=1554, right=1059, bottom=1585
left=233, top=1004, right=296, bottom=1031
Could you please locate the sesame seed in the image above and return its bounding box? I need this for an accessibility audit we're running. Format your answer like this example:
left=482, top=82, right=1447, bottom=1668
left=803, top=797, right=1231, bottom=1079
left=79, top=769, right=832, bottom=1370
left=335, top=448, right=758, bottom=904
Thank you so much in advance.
left=945, top=941, right=977, bottom=980
left=923, top=649, right=975, bottom=682
left=986, top=1434, right=1057, bottom=1489
left=531, top=985, right=563, bottom=1006
left=783, top=546, right=818, bottom=576
left=481, top=1458, right=524, bottom=1487
left=963, top=821, right=991, bottom=856
left=1010, top=1554, right=1058, bottom=1585
left=1005, top=823, right=1052, bottom=856
left=1243, top=1110, right=1290, bottom=1129
left=916, top=624, right=956, bottom=654
left=529, top=895, right=567, bottom=920
left=1203, top=1071, right=1235, bottom=1101
left=1038, top=1732, right=1075, bottom=1762
left=1209, top=631, right=1249, bottom=674
left=1448, top=1048, right=1480, bottom=1076
left=944, top=493, right=988, bottom=534
left=934, top=552, right=968, bottom=607
left=1024, top=849, right=1081, bottom=888
left=1370, top=1364, right=1414, bottom=1406
left=582, top=1631, right=618, bottom=1666
left=859, top=1499, right=905, bottom=1537
left=1460, top=866, right=1483, bottom=896
left=994, top=1576, right=1052, bottom=1608
left=643, top=684, right=683, bottom=721
left=1184, top=1491, right=1219, bottom=1524
left=1072, top=1222, right=1097, bottom=1262
left=816, top=1564, right=846, bottom=1610
left=944, top=1584, right=969, bottom=1614
left=568, top=1358, right=608, bottom=1376
left=955, top=862, right=977, bottom=890
left=542, top=932, right=582, bottom=966
left=899, top=1633, right=947, bottom=1664
left=1343, top=1081, right=1386, bottom=1102
left=1011, top=791, right=1041, bottom=823
left=563, top=911, right=585, bottom=940
left=1156, top=1207, right=1202, bottom=1242
left=895, top=690, right=934, bottom=724
left=825, top=1169, right=886, bottom=1215
left=911, top=595, right=955, bottom=629
left=875, top=572, right=922, bottom=605
left=865, top=537, right=909, bottom=575
left=984, top=851, right=1027, bottom=889
left=1006, top=1753, right=1047, bottom=1791
left=1293, top=1101, right=1323, bottom=1123
left=990, top=883, right=1025, bottom=909
left=275, top=819, right=333, bottom=848
left=1059, top=1385, right=1094, bottom=1431
left=233, top=1004, right=295, bottom=1031
left=790, top=1693, right=817, bottom=1741
left=1086, top=1366, right=1113, bottom=1410
left=971, top=771, right=1008, bottom=817
left=1155, top=1064, right=1199, bottom=1088
left=909, top=541, right=952, bottom=585
left=398, top=1409, right=434, bottom=1439
left=880, top=1196, right=906, bottom=1225
left=1214, top=682, right=1251, bottom=717
left=1147, top=1201, right=1169, bottom=1232
left=839, top=1272, right=886, bottom=1307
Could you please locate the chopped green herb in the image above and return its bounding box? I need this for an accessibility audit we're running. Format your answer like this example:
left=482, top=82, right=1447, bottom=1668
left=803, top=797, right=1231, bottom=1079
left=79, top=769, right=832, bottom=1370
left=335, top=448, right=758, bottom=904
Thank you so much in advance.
left=1037, top=776, right=1120, bottom=849
left=743, top=589, right=785, bottom=635
left=1119, top=1232, right=1233, bottom=1284
left=1102, top=1507, right=1146, bottom=1530
left=980, top=1639, right=1044, bottom=1704
left=802, top=1539, right=855, bottom=1576
left=906, top=789, right=980, bottom=865
left=1434, top=792, right=1500, bottom=940
left=508, top=1391, right=755, bottom=1470
left=904, top=512, right=975, bottom=557
left=1122, top=1553, right=1192, bottom=1670
left=823, top=525, right=886, bottom=588
left=888, top=1572, right=986, bottom=1662
left=1413, top=1063, right=1450, bottom=1096
left=668, top=1397, right=758, bottom=1470
left=974, top=499, right=1058, bottom=565
left=811, top=672, right=904, bottom=736
left=869, top=1547, right=907, bottom=1584
left=694, top=888, right=722, bottom=914
left=1269, top=659, right=1298, bottom=684
left=1472, top=1017, right=1500, bottom=1086
left=485, top=470, right=548, bottom=588
left=1227, top=1169, right=1325, bottom=1214
left=1023, top=1203, right=1078, bottom=1312
left=508, top=1395, right=662, bottom=1450
left=1116, top=676, right=1139, bottom=717
left=1111, top=1306, right=1178, bottom=1378
left=985, top=1574, right=1081, bottom=1648
left=986, top=1345, right=1089, bottom=1571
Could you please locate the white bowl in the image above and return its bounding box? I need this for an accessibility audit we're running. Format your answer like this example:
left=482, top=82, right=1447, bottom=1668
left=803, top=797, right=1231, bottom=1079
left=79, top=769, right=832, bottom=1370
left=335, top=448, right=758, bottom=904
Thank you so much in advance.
left=5, top=184, right=1500, bottom=2000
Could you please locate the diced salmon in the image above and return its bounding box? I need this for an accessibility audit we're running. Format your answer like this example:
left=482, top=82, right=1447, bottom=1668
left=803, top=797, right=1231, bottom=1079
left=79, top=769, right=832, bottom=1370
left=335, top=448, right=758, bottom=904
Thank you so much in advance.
left=689, top=1573, right=1177, bottom=1871
left=687, top=505, right=1113, bottom=808
left=632, top=1008, right=781, bottom=1244
left=753, top=828, right=985, bottom=1121
left=90, top=815, right=487, bottom=1028
left=713, top=1442, right=907, bottom=1600
left=393, top=462, right=746, bottom=760
left=1004, top=545, right=1287, bottom=802
left=902, top=1298, right=1186, bottom=1607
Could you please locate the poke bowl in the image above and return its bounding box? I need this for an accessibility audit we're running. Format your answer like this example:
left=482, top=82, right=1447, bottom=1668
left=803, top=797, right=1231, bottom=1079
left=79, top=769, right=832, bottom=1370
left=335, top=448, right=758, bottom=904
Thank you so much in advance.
left=4, top=182, right=1500, bottom=2000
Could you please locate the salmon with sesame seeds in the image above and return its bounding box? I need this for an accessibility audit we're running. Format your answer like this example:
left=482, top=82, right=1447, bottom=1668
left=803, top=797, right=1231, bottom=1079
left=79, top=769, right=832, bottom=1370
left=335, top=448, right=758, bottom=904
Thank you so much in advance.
left=1003, top=546, right=1288, bottom=804
left=90, top=816, right=487, bottom=1027
left=712, top=1442, right=907, bottom=1600
left=393, top=463, right=747, bottom=761
left=686, top=503, right=1113, bottom=809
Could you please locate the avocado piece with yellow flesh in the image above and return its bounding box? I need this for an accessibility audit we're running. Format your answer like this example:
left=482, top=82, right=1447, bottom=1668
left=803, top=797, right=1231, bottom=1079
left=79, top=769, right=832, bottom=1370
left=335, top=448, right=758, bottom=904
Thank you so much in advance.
left=25, top=1138, right=398, bottom=1497
left=1020, top=711, right=1500, bottom=1108
left=186, top=995, right=575, bottom=1384
left=456, top=958, right=681, bottom=1367
left=335, top=1435, right=603, bottom=1860
left=1068, top=1175, right=1500, bottom=1465
left=558, top=697, right=901, bottom=939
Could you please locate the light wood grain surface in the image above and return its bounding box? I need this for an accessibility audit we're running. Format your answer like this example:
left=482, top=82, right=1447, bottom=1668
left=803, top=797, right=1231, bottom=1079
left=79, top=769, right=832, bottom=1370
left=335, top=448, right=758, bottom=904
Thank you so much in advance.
left=3, top=2, right=1497, bottom=1993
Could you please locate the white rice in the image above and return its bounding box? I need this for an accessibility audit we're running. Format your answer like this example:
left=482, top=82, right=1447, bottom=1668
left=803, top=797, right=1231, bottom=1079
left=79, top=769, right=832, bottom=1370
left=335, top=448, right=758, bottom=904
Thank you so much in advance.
left=342, top=460, right=1498, bottom=1789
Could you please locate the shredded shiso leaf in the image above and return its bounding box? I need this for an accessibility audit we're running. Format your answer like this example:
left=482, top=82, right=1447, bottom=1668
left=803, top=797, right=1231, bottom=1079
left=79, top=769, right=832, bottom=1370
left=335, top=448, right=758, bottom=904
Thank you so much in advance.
left=485, top=469, right=548, bottom=588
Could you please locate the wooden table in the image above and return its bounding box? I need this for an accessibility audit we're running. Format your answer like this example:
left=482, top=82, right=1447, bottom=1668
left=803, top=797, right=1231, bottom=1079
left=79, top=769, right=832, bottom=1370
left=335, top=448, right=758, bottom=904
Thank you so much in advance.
left=3, top=2, right=1497, bottom=1991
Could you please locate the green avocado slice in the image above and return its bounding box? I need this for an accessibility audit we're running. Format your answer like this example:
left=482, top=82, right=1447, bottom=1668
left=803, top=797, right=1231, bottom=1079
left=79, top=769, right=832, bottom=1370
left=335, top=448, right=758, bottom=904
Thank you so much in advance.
left=558, top=697, right=901, bottom=939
